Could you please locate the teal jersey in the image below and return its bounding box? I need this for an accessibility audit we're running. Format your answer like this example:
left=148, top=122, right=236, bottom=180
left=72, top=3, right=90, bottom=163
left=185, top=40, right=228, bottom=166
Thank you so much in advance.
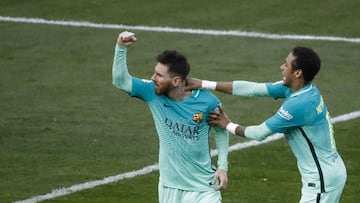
left=130, top=77, right=227, bottom=191
left=265, top=82, right=347, bottom=193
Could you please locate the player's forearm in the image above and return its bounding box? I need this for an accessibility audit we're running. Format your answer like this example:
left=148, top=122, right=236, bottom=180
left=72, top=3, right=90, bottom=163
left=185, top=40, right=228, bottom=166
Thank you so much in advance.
left=214, top=126, right=229, bottom=171
left=232, top=81, right=269, bottom=97
left=244, top=123, right=273, bottom=141
left=112, top=45, right=132, bottom=92
left=201, top=81, right=233, bottom=94
left=201, top=80, right=269, bottom=97
left=216, top=82, right=234, bottom=94
left=228, top=122, right=272, bottom=141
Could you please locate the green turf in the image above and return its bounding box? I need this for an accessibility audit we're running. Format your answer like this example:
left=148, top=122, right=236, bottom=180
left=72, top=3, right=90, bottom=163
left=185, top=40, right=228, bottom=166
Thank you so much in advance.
left=1, top=1, right=359, bottom=202
left=40, top=119, right=360, bottom=203
left=0, top=0, right=359, bottom=37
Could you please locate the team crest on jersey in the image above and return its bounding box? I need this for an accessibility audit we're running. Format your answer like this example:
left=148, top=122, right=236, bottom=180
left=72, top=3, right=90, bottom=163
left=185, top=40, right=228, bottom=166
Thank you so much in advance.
left=193, top=113, right=203, bottom=123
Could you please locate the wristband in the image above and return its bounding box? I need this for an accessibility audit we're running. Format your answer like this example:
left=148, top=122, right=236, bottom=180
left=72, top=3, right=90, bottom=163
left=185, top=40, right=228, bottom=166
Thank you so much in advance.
left=226, top=122, right=239, bottom=135
left=201, top=80, right=217, bottom=90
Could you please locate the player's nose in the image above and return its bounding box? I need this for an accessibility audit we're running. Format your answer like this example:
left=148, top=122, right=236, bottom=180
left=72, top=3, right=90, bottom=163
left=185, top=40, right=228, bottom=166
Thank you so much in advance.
left=151, top=73, right=157, bottom=82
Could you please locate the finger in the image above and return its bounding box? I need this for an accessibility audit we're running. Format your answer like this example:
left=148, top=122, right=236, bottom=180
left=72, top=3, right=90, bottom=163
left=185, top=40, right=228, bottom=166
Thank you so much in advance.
left=211, top=110, right=221, bottom=116
left=120, top=31, right=136, bottom=42
left=210, top=175, right=218, bottom=186
left=208, top=112, right=218, bottom=119
left=215, top=182, right=224, bottom=191
left=221, top=178, right=227, bottom=189
left=122, top=36, right=137, bottom=42
left=128, top=36, right=137, bottom=42
left=218, top=105, right=224, bottom=113
left=208, top=120, right=217, bottom=126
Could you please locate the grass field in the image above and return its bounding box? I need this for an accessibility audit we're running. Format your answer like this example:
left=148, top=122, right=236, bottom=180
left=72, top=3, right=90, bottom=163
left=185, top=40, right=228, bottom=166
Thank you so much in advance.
left=1, top=1, right=359, bottom=202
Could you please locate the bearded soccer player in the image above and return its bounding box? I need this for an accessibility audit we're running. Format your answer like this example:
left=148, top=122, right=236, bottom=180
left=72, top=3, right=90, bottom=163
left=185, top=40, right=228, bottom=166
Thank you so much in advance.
left=186, top=47, right=347, bottom=203
left=112, top=31, right=229, bottom=203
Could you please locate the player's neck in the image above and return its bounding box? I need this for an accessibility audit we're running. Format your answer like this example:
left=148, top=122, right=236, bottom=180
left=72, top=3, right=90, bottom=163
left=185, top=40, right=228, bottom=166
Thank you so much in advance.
left=167, top=84, right=192, bottom=101
left=291, top=80, right=309, bottom=92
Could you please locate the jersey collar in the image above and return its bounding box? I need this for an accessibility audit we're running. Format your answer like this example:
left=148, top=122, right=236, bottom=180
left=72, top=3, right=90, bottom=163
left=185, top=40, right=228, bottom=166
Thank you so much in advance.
left=290, top=83, right=313, bottom=98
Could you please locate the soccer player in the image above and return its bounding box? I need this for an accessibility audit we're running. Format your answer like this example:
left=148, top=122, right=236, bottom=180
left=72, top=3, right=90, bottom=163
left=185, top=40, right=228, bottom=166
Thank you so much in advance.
left=112, top=31, right=229, bottom=203
left=186, top=47, right=347, bottom=203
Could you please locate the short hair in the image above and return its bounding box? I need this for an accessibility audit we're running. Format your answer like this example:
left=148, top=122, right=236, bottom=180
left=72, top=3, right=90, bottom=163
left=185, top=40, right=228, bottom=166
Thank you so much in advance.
left=291, top=47, right=321, bottom=83
left=156, top=50, right=190, bottom=79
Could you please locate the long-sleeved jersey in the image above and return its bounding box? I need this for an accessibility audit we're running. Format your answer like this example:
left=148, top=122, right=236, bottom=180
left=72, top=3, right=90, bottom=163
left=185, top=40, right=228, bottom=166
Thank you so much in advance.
left=233, top=80, right=346, bottom=194
left=113, top=45, right=229, bottom=191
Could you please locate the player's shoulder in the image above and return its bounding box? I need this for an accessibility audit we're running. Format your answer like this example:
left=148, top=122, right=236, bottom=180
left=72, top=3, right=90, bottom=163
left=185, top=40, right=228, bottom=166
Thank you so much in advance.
left=190, top=89, right=220, bottom=112
left=289, top=83, right=320, bottom=103
left=193, top=89, right=218, bottom=100
left=282, top=85, right=322, bottom=116
left=132, top=77, right=155, bottom=88
left=192, top=89, right=220, bottom=109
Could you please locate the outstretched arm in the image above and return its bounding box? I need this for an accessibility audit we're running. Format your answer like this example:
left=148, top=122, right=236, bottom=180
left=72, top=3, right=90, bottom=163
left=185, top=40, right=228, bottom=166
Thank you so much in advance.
left=186, top=78, right=233, bottom=94
left=112, top=31, right=137, bottom=93
left=186, top=78, right=269, bottom=97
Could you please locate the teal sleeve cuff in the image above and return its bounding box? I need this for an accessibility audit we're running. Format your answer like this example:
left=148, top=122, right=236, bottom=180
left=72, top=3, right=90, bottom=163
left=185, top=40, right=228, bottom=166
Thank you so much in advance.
left=116, top=44, right=128, bottom=50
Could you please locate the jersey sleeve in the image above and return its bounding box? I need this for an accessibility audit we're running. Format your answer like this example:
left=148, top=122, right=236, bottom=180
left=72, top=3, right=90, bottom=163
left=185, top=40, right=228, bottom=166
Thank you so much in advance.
left=112, top=45, right=133, bottom=93
left=207, top=98, right=229, bottom=171
left=232, top=81, right=269, bottom=97
left=244, top=122, right=273, bottom=141
left=265, top=98, right=307, bottom=133
left=130, top=77, right=156, bottom=102
left=265, top=81, right=288, bottom=99
left=213, top=124, right=229, bottom=171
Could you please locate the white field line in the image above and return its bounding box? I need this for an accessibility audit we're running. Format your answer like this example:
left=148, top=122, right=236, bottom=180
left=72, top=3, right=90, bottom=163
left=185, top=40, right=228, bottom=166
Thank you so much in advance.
left=1, top=16, right=360, bottom=43
left=14, top=110, right=360, bottom=203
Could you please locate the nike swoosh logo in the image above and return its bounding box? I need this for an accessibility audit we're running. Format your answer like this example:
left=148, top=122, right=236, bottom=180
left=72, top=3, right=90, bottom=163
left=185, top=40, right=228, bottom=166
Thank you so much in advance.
left=163, top=104, right=172, bottom=107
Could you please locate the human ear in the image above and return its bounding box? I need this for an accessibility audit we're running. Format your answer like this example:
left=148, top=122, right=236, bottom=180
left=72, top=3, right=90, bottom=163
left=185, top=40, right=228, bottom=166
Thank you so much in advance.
left=295, top=69, right=303, bottom=78
left=172, top=76, right=182, bottom=87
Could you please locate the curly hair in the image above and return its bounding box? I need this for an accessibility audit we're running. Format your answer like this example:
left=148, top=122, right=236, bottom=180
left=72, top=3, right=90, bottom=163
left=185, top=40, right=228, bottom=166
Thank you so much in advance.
left=291, top=47, right=321, bottom=83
